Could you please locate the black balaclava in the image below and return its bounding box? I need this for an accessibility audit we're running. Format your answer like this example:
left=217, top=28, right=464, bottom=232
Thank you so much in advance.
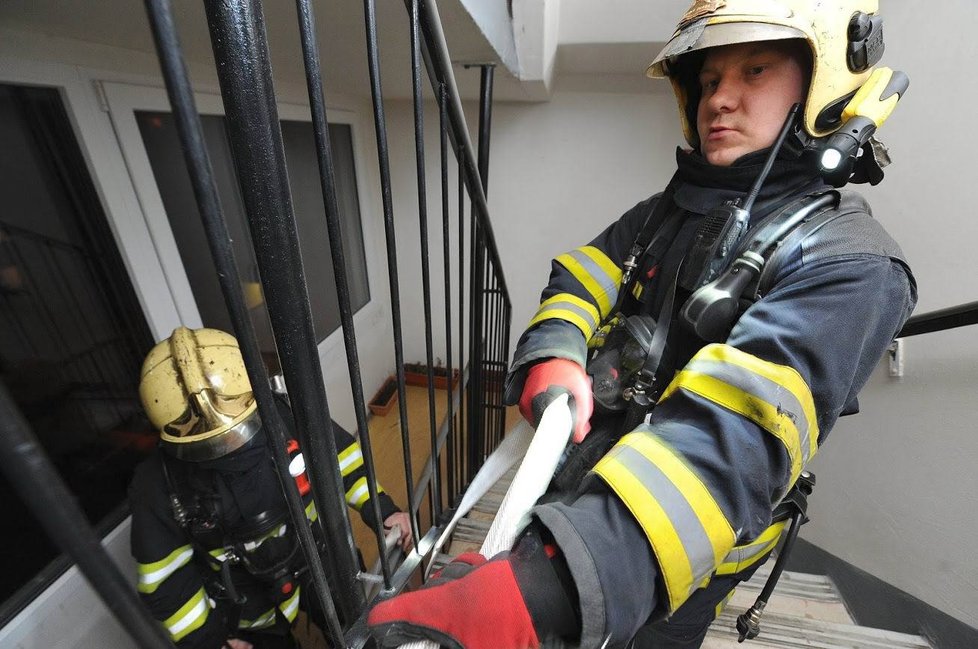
left=673, top=145, right=828, bottom=223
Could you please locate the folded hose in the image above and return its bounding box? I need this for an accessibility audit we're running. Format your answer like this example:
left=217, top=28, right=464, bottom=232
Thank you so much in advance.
left=401, top=395, right=574, bottom=649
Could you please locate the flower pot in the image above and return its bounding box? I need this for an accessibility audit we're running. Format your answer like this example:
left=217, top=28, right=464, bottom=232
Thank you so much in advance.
left=403, top=364, right=460, bottom=390
left=368, top=376, right=398, bottom=416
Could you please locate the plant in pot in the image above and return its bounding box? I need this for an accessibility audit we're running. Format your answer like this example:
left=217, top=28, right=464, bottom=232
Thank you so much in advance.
left=403, top=359, right=460, bottom=390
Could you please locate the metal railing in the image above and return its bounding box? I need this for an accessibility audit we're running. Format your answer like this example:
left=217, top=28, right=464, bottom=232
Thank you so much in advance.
left=0, top=0, right=512, bottom=647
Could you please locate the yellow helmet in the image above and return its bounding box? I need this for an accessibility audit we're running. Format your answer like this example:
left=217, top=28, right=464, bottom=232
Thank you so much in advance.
left=140, top=327, right=261, bottom=461
left=648, top=0, right=887, bottom=147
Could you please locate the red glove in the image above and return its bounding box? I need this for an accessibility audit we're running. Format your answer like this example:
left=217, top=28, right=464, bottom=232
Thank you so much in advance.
left=368, top=553, right=539, bottom=649
left=519, top=358, right=593, bottom=443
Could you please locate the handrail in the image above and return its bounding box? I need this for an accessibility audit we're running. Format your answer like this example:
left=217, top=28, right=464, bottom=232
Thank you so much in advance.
left=412, top=0, right=510, bottom=302
left=897, top=300, right=978, bottom=338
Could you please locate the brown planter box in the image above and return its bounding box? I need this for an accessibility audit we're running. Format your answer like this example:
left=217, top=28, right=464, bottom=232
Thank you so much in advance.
left=368, top=376, right=398, bottom=416
left=403, top=366, right=460, bottom=390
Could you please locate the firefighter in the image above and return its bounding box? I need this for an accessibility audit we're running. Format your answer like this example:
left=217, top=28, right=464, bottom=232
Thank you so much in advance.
left=129, top=327, right=412, bottom=648
left=368, top=1, right=916, bottom=648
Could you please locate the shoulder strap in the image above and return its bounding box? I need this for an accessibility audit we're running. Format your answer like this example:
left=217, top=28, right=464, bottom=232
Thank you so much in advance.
left=605, top=173, right=683, bottom=326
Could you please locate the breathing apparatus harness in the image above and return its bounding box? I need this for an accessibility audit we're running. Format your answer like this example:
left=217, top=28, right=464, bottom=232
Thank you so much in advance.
left=160, top=433, right=312, bottom=629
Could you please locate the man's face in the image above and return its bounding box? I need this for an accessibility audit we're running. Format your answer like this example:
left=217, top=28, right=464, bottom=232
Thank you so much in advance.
left=695, top=41, right=807, bottom=167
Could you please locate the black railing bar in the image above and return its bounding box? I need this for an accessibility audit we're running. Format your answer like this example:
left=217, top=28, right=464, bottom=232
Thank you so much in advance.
left=0, top=293, right=40, bottom=357
left=0, top=220, right=90, bottom=255
left=410, top=364, right=470, bottom=514
left=294, top=0, right=392, bottom=587
left=203, top=0, right=370, bottom=620
left=411, top=0, right=510, bottom=299
left=492, top=290, right=506, bottom=447
left=362, top=0, right=422, bottom=547
left=476, top=64, right=495, bottom=196
left=144, top=0, right=349, bottom=642
left=496, top=292, right=509, bottom=444
left=485, top=264, right=501, bottom=447
left=439, top=82, right=458, bottom=502
left=6, top=239, right=97, bottom=433
left=467, top=224, right=486, bottom=477
left=0, top=384, right=175, bottom=649
left=410, top=0, right=444, bottom=523
left=41, top=242, right=126, bottom=423
left=344, top=524, right=441, bottom=648
left=6, top=239, right=75, bottom=365
left=483, top=256, right=496, bottom=449
left=410, top=364, right=470, bottom=513
left=146, top=0, right=342, bottom=641
left=456, top=150, right=466, bottom=493
left=897, top=301, right=978, bottom=338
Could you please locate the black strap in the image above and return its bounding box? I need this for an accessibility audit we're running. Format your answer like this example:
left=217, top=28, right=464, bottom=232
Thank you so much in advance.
left=619, top=255, right=684, bottom=434
left=604, top=174, right=683, bottom=327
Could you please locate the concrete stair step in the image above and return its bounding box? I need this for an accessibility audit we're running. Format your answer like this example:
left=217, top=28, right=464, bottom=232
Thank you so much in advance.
left=726, top=565, right=854, bottom=626
left=704, top=610, right=932, bottom=648
left=443, top=460, right=930, bottom=648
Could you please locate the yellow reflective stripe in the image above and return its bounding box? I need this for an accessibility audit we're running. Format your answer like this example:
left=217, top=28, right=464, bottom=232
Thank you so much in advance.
left=239, top=606, right=277, bottom=629
left=137, top=545, right=193, bottom=594
left=660, top=345, right=818, bottom=486
left=279, top=585, right=301, bottom=623
left=338, top=442, right=364, bottom=477
left=207, top=548, right=227, bottom=571
left=527, top=293, right=601, bottom=341
left=555, top=246, right=622, bottom=317
left=345, top=477, right=370, bottom=509
left=594, top=432, right=735, bottom=612
left=631, top=281, right=644, bottom=300
left=685, top=344, right=818, bottom=460
left=165, top=587, right=210, bottom=642
left=305, top=499, right=318, bottom=523
left=716, top=520, right=786, bottom=576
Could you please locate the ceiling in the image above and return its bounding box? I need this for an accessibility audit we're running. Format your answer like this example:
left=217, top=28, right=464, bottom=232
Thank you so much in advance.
left=0, top=0, right=511, bottom=100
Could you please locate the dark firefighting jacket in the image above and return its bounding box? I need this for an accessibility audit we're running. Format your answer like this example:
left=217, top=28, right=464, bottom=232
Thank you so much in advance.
left=129, top=398, right=398, bottom=647
left=507, top=148, right=917, bottom=616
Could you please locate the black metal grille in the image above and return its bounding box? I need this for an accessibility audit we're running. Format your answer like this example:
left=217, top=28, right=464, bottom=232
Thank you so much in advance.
left=0, top=0, right=512, bottom=646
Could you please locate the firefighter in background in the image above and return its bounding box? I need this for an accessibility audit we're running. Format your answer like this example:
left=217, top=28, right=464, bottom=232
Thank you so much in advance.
left=369, top=1, right=915, bottom=648
left=130, top=327, right=412, bottom=649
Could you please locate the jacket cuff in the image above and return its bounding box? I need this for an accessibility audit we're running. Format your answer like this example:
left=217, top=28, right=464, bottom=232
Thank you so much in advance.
left=504, top=320, right=588, bottom=405
left=360, top=492, right=399, bottom=530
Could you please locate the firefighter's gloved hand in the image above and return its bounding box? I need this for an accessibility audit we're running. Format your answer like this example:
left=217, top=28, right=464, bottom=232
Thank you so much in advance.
left=520, top=358, right=593, bottom=443
left=368, top=552, right=540, bottom=649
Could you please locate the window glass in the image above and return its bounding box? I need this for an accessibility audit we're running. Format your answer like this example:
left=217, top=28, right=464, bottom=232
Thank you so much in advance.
left=0, top=83, right=155, bottom=618
left=135, top=113, right=370, bottom=372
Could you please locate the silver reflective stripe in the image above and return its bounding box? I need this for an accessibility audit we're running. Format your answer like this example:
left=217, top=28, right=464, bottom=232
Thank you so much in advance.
left=535, top=299, right=598, bottom=331
left=338, top=447, right=363, bottom=475
left=615, top=445, right=718, bottom=597
left=685, top=358, right=813, bottom=466
left=167, top=591, right=208, bottom=637
left=240, top=608, right=276, bottom=629
left=560, top=248, right=620, bottom=315
left=138, top=546, right=193, bottom=593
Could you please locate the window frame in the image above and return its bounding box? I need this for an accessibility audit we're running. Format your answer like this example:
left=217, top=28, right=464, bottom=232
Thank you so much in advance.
left=101, top=81, right=384, bottom=358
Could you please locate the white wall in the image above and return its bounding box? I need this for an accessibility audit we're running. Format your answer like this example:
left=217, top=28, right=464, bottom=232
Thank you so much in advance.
left=803, top=0, right=978, bottom=628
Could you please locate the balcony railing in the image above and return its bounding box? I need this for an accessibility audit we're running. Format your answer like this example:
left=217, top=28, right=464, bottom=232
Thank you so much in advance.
left=0, top=0, right=512, bottom=647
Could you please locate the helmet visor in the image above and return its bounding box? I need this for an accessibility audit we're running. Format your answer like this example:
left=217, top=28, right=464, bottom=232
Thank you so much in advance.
left=648, top=19, right=806, bottom=78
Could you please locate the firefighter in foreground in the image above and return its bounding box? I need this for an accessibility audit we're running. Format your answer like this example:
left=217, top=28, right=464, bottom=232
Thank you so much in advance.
left=369, top=1, right=916, bottom=648
left=129, top=327, right=412, bottom=648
